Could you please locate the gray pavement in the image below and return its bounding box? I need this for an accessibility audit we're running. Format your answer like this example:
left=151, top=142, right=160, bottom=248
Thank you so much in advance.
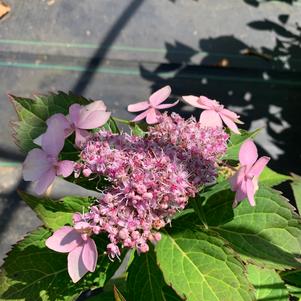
left=0, top=0, right=301, bottom=265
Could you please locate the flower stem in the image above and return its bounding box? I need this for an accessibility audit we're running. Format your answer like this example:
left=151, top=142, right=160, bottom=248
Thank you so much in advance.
left=112, top=117, right=132, bottom=125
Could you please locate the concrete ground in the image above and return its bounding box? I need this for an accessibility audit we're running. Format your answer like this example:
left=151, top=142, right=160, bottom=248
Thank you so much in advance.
left=0, top=0, right=301, bottom=266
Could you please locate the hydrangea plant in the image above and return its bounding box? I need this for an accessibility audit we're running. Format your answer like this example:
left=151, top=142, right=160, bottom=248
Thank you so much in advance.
left=0, top=87, right=301, bottom=301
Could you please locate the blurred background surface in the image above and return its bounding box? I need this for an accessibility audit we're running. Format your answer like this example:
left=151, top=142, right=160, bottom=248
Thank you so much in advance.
left=0, top=0, right=301, bottom=263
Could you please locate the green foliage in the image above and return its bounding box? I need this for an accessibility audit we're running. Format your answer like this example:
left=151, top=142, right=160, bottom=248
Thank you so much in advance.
left=10, top=92, right=90, bottom=153
left=129, top=123, right=147, bottom=137
left=247, top=265, right=289, bottom=301
left=291, top=173, right=301, bottom=214
left=127, top=247, right=181, bottom=301
left=223, top=129, right=260, bottom=160
left=203, top=186, right=301, bottom=270
left=281, top=270, right=301, bottom=299
left=155, top=215, right=255, bottom=301
left=259, top=167, right=292, bottom=187
left=0, top=228, right=121, bottom=301
left=18, top=191, right=93, bottom=230
left=102, top=117, right=120, bottom=134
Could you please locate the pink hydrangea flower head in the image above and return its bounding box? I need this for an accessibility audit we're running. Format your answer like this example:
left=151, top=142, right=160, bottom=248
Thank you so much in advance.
left=23, top=114, right=74, bottom=194
left=229, top=139, right=270, bottom=207
left=46, top=218, right=98, bottom=283
left=127, top=86, right=178, bottom=124
left=182, top=95, right=242, bottom=134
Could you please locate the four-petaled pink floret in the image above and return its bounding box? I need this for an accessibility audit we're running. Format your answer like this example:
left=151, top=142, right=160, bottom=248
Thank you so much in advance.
left=182, top=95, right=242, bottom=134
left=46, top=219, right=98, bottom=283
left=229, top=139, right=270, bottom=207
left=128, top=86, right=178, bottom=124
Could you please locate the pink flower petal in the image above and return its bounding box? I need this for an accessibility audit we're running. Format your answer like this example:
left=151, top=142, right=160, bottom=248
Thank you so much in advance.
left=146, top=108, right=160, bottom=124
left=34, top=168, right=56, bottom=195
left=182, top=95, right=207, bottom=109
left=75, top=128, right=91, bottom=148
left=128, top=101, right=150, bottom=112
left=132, top=110, right=149, bottom=122
left=68, top=245, right=88, bottom=283
left=156, top=99, right=179, bottom=110
left=229, top=166, right=246, bottom=191
left=199, top=110, right=223, bottom=128
left=82, top=238, right=98, bottom=272
left=46, top=226, right=82, bottom=253
left=220, top=108, right=241, bottom=121
left=198, top=96, right=217, bottom=109
left=76, top=111, right=110, bottom=129
left=69, top=104, right=81, bottom=126
left=149, top=86, right=171, bottom=107
left=220, top=113, right=240, bottom=134
left=246, top=178, right=256, bottom=206
left=23, top=149, right=52, bottom=181
left=239, top=140, right=258, bottom=167
left=56, top=160, right=74, bottom=177
left=84, top=100, right=107, bottom=112
left=42, top=114, right=69, bottom=156
left=249, top=156, right=270, bottom=177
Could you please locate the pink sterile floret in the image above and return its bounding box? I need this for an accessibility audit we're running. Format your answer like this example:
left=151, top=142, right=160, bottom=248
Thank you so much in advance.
left=74, top=113, right=228, bottom=259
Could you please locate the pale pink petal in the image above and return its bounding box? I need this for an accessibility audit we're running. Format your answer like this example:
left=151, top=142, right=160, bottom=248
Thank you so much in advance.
left=128, top=101, right=150, bottom=112
left=199, top=110, right=223, bottom=128
left=198, top=96, right=217, bottom=109
left=82, top=238, right=98, bottom=272
left=23, top=149, right=52, bottom=181
left=132, top=110, right=149, bottom=122
left=56, top=160, right=74, bottom=177
left=68, top=245, right=88, bottom=283
left=249, top=156, right=270, bottom=177
left=149, top=86, right=171, bottom=107
left=220, top=108, right=241, bottom=121
left=84, top=100, right=107, bottom=112
left=146, top=108, right=160, bottom=124
left=76, top=111, right=111, bottom=129
left=69, top=104, right=81, bottom=126
left=239, top=140, right=258, bottom=167
left=75, top=129, right=91, bottom=148
left=34, top=168, right=56, bottom=195
left=42, top=114, right=69, bottom=156
left=229, top=166, right=246, bottom=191
left=246, top=178, right=256, bottom=206
left=156, top=99, right=179, bottom=110
left=182, top=95, right=207, bottom=109
left=233, top=188, right=248, bottom=207
left=46, top=226, right=82, bottom=253
left=220, top=113, right=240, bottom=134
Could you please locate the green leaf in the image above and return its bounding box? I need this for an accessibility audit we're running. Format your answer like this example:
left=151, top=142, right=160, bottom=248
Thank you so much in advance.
left=127, top=247, right=181, bottom=301
left=0, top=228, right=121, bottom=301
left=247, top=265, right=289, bottom=301
left=205, top=186, right=301, bottom=270
left=18, top=191, right=93, bottom=230
left=259, top=167, right=292, bottom=187
left=10, top=92, right=90, bottom=153
left=223, top=129, right=260, bottom=160
left=129, top=123, right=147, bottom=137
left=291, top=174, right=301, bottom=214
left=102, top=117, right=120, bottom=134
left=281, top=270, right=301, bottom=299
left=113, top=285, right=127, bottom=301
left=155, top=216, right=255, bottom=301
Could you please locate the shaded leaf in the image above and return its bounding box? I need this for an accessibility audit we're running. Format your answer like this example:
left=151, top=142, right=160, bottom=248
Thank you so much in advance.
left=291, top=173, right=301, bottom=214
left=281, top=270, right=301, bottom=299
left=247, top=265, right=289, bottom=301
left=206, top=186, right=301, bottom=270
left=114, top=285, right=127, bottom=301
left=18, top=191, right=93, bottom=230
left=155, top=216, right=255, bottom=301
left=0, top=228, right=121, bottom=301
left=127, top=247, right=181, bottom=301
